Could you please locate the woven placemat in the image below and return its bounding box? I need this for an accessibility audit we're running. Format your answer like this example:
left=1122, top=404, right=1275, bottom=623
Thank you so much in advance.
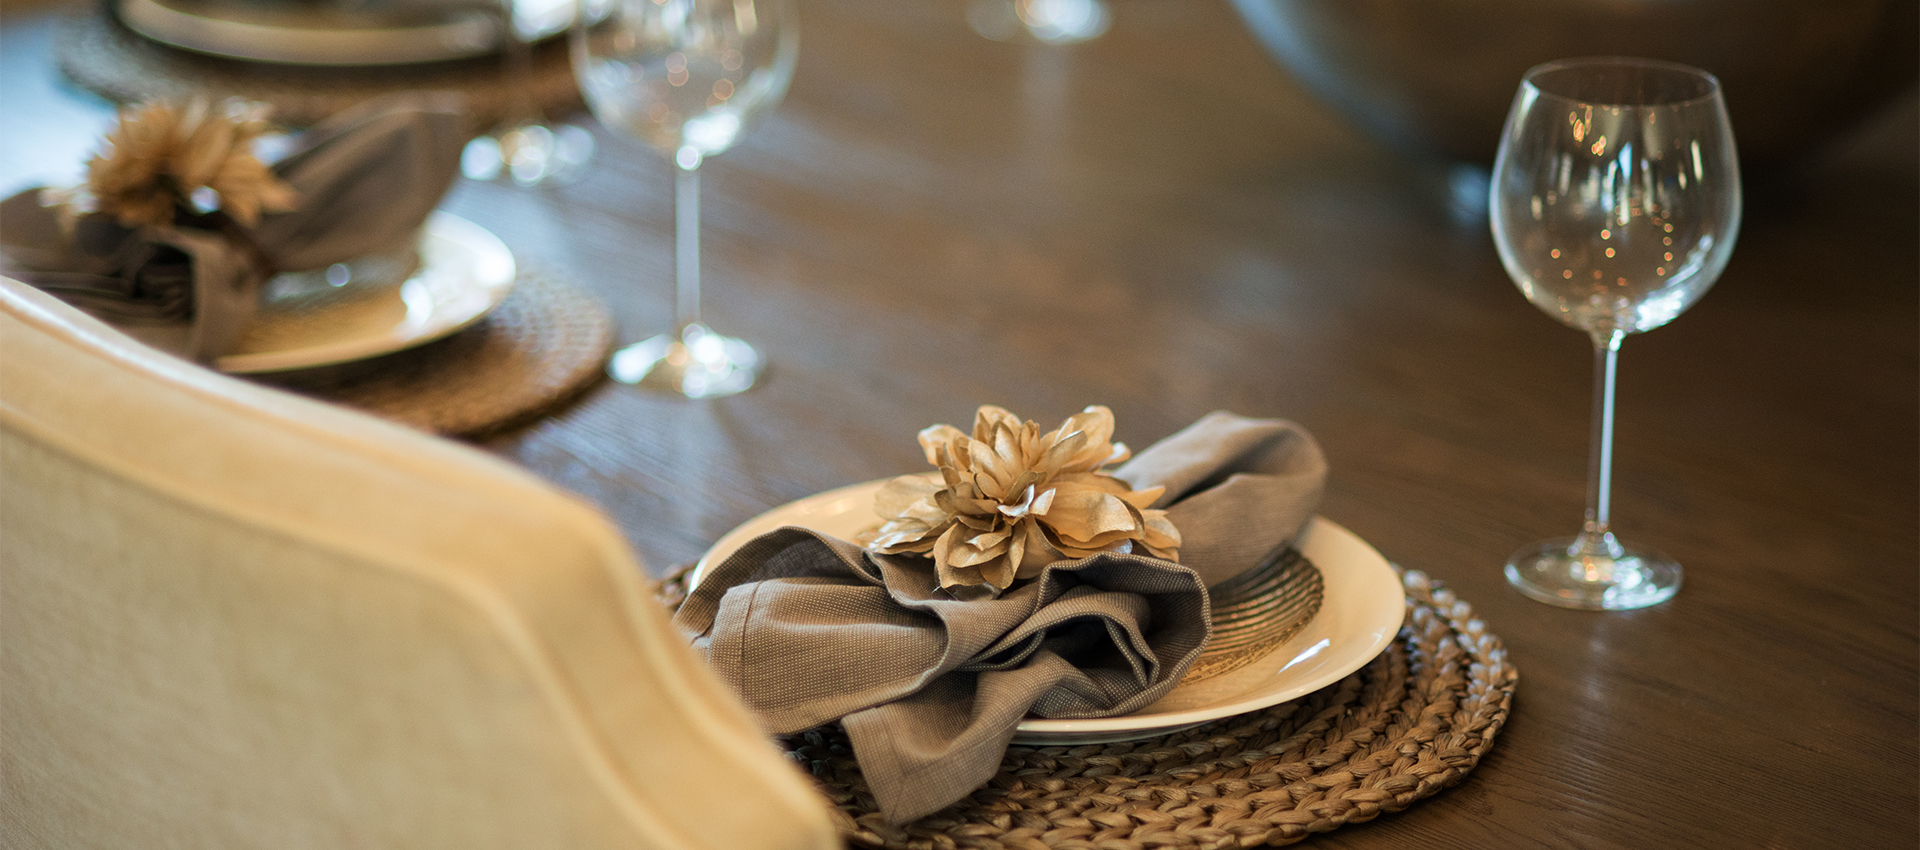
left=55, top=6, right=582, bottom=130
left=255, top=269, right=612, bottom=438
left=657, top=564, right=1518, bottom=849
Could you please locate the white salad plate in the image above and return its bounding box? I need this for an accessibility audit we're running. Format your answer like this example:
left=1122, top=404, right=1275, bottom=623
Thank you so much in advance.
left=118, top=0, right=577, bottom=66
left=210, top=212, right=515, bottom=375
left=692, top=477, right=1408, bottom=745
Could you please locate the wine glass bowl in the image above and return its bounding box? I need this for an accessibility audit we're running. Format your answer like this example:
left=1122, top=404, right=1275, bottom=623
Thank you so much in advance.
left=573, top=0, right=796, bottom=162
left=572, top=0, right=798, bottom=397
left=1490, top=57, right=1741, bottom=610
left=1493, top=58, right=1740, bottom=339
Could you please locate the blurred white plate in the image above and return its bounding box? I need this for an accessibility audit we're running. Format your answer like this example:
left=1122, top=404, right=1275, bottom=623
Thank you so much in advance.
left=216, top=212, right=514, bottom=374
left=694, top=478, right=1407, bottom=745
left=117, top=0, right=574, bottom=66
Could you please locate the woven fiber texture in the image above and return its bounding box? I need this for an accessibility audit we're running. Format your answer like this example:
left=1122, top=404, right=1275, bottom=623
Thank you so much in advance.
left=56, top=8, right=582, bottom=131
left=257, top=269, right=611, bottom=438
left=783, top=567, right=1515, bottom=849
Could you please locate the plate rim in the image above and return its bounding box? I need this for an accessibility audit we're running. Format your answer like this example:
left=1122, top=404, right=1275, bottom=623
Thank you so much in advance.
left=215, top=212, right=515, bottom=374
left=692, top=476, right=1407, bottom=739
left=117, top=0, right=509, bottom=66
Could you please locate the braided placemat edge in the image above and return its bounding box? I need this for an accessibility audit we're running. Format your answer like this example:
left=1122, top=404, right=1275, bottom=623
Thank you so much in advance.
left=253, top=267, right=613, bottom=439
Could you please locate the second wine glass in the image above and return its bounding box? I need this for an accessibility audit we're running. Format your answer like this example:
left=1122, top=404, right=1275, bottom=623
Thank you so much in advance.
left=1490, top=57, right=1741, bottom=610
left=572, top=0, right=798, bottom=397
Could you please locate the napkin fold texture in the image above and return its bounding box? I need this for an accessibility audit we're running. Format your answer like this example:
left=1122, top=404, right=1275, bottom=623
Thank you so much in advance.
left=674, top=413, right=1326, bottom=823
left=0, top=93, right=468, bottom=362
left=1117, top=411, right=1329, bottom=587
left=680, top=528, right=1210, bottom=824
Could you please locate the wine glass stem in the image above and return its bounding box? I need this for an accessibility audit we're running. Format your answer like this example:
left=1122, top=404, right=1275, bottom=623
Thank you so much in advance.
left=675, top=160, right=703, bottom=333
left=501, top=2, right=536, bottom=124
left=1578, top=329, right=1626, bottom=563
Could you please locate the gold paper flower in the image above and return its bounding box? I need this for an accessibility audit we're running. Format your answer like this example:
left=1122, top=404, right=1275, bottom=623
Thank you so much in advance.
left=860, top=405, right=1181, bottom=595
left=63, top=98, right=296, bottom=230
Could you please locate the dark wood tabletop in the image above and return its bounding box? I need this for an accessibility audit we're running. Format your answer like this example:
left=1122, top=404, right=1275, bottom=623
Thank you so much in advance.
left=4, top=1, right=1915, bottom=846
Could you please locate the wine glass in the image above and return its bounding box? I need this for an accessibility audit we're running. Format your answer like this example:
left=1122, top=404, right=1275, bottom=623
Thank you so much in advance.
left=967, top=0, right=1110, bottom=44
left=571, top=0, right=798, bottom=397
left=496, top=0, right=598, bottom=186
left=464, top=0, right=596, bottom=186
left=1490, top=57, right=1741, bottom=610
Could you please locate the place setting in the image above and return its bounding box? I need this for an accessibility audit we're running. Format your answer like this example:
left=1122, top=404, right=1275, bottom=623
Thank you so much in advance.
left=659, top=401, right=1516, bottom=846
left=0, top=91, right=614, bottom=437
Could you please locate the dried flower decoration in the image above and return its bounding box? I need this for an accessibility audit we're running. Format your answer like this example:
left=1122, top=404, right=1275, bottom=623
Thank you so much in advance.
left=860, top=405, right=1181, bottom=596
left=48, top=98, right=296, bottom=231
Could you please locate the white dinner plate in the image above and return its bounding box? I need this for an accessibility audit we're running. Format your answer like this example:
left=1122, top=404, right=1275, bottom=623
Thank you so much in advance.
left=208, top=212, right=514, bottom=374
left=693, top=478, right=1407, bottom=745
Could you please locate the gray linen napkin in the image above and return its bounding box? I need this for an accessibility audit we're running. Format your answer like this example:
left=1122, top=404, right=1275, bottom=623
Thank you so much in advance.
left=0, top=93, right=468, bottom=362
left=675, top=412, right=1326, bottom=823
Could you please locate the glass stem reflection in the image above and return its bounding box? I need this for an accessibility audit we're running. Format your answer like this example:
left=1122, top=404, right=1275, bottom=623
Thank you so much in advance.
left=675, top=158, right=702, bottom=333
left=1575, top=328, right=1627, bottom=571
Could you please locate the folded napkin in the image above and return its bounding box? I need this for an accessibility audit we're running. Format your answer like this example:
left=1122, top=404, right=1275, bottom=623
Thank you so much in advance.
left=674, top=411, right=1327, bottom=823
left=0, top=93, right=468, bottom=362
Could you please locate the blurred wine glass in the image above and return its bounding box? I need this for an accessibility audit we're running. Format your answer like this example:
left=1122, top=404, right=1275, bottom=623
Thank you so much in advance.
left=1490, top=57, right=1741, bottom=610
left=571, top=0, right=797, bottom=397
left=462, top=0, right=595, bottom=187
left=968, top=0, right=1109, bottom=44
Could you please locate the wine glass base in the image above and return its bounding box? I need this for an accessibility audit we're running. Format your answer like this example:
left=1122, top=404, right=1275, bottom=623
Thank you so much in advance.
left=460, top=123, right=596, bottom=187
left=1504, top=537, right=1681, bottom=610
left=608, top=326, right=762, bottom=398
left=967, top=0, right=1110, bottom=44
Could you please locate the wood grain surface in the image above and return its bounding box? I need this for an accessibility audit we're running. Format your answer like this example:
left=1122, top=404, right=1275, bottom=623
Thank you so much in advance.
left=3, top=1, right=1914, bottom=846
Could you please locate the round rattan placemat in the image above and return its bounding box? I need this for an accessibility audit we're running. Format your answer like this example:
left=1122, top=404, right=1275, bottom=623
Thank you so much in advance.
left=55, top=6, right=582, bottom=130
left=658, top=565, right=1517, bottom=849
left=255, top=269, right=612, bottom=438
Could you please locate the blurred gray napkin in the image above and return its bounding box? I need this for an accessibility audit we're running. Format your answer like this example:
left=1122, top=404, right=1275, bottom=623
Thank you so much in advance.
left=0, top=93, right=468, bottom=362
left=674, top=412, right=1326, bottom=823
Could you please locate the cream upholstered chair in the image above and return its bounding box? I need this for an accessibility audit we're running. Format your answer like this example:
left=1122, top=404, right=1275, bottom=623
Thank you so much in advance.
left=0, top=278, right=837, bottom=850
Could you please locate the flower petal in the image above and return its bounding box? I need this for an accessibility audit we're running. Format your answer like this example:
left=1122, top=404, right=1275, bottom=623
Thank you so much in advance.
left=1034, top=428, right=1089, bottom=477
left=1028, top=485, right=1057, bottom=517
left=998, top=483, right=1037, bottom=518
left=1117, top=485, right=1165, bottom=510
left=972, top=405, right=1019, bottom=443
left=875, top=475, right=941, bottom=518
left=969, top=437, right=1015, bottom=499
left=918, top=424, right=966, bottom=466
left=946, top=527, right=1011, bottom=569
left=1013, top=518, right=1062, bottom=579
left=977, top=554, right=1017, bottom=590
left=1056, top=406, right=1118, bottom=471
left=1042, top=487, right=1144, bottom=546
left=1141, top=509, right=1182, bottom=551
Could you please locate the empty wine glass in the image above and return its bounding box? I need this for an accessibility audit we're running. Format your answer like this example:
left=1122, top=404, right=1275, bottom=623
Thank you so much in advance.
left=1490, top=57, right=1741, bottom=610
left=463, top=0, right=596, bottom=186
left=571, top=0, right=797, bottom=397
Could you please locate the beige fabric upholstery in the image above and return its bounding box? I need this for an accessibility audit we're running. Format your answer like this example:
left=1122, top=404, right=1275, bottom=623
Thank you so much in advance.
left=0, top=278, right=836, bottom=850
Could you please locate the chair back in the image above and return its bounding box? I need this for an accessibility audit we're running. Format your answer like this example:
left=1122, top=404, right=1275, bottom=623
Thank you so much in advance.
left=0, top=278, right=835, bottom=850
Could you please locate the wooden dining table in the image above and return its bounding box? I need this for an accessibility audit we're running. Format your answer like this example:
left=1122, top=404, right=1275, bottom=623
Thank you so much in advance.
left=4, top=0, right=1915, bottom=846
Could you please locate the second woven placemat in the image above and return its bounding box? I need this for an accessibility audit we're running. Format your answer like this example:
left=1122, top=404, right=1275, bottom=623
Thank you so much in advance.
left=255, top=269, right=612, bottom=438
left=783, top=567, right=1516, bottom=849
